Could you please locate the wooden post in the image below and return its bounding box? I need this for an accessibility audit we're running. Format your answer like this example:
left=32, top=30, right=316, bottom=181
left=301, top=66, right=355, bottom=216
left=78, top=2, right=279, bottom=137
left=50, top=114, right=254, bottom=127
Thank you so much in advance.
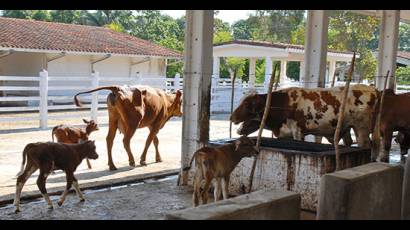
left=372, top=70, right=390, bottom=162
left=248, top=63, right=278, bottom=193
left=271, top=68, right=280, bottom=138
left=39, top=70, right=48, bottom=129
left=331, top=71, right=337, bottom=87
left=229, top=74, right=238, bottom=139
left=334, top=53, right=355, bottom=171
left=91, top=71, right=99, bottom=122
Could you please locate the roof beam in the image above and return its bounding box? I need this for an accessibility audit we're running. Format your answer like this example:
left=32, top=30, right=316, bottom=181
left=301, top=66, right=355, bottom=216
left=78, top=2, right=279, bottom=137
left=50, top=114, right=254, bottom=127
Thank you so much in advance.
left=0, top=49, right=14, bottom=59
left=46, top=52, right=66, bottom=63
left=91, top=54, right=112, bottom=72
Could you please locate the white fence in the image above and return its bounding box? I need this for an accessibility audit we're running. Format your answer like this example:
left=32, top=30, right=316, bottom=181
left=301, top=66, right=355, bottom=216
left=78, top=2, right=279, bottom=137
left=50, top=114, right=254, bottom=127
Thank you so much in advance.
left=2, top=72, right=410, bottom=130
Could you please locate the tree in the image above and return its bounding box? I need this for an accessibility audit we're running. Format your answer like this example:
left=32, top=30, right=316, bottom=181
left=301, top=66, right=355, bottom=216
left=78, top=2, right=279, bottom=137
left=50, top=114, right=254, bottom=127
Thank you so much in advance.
left=328, top=11, right=379, bottom=81
left=232, top=19, right=253, bottom=40
left=1, top=10, right=51, bottom=21
left=399, top=23, right=410, bottom=51
left=396, top=66, right=410, bottom=84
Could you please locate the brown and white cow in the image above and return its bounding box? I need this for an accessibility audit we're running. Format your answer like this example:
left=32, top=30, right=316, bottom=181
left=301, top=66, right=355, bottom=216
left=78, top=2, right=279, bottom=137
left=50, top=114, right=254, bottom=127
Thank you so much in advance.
left=182, top=136, right=259, bottom=207
left=74, top=85, right=182, bottom=170
left=372, top=90, right=410, bottom=161
left=231, top=84, right=378, bottom=148
left=14, top=141, right=98, bottom=213
left=52, top=119, right=99, bottom=169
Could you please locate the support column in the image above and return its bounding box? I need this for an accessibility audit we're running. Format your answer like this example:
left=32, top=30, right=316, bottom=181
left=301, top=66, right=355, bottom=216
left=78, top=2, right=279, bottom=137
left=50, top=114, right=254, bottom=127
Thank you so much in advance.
left=249, top=57, right=256, bottom=93
left=180, top=10, right=214, bottom=185
left=299, top=61, right=305, bottom=82
left=376, top=10, right=400, bottom=90
left=264, top=57, right=272, bottom=90
left=280, top=60, right=287, bottom=84
left=303, top=10, right=329, bottom=88
left=213, top=56, right=220, bottom=79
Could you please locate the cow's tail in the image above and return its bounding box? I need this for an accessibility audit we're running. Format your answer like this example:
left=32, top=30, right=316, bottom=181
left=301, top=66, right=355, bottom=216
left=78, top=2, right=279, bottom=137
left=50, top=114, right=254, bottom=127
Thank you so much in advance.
left=16, top=144, right=33, bottom=177
left=74, top=86, right=122, bottom=107
left=177, top=151, right=198, bottom=186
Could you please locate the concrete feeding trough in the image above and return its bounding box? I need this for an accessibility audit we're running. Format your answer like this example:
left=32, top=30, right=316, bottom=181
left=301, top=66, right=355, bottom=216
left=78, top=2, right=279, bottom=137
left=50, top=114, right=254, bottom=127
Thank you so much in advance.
left=208, top=137, right=371, bottom=212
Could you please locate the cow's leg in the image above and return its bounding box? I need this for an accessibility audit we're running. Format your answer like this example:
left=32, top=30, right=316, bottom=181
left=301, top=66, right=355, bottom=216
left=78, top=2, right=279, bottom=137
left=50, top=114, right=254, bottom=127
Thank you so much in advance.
left=222, top=175, right=230, bottom=200
left=314, top=136, right=323, bottom=143
left=58, top=171, right=74, bottom=206
left=123, top=127, right=137, bottom=167
left=72, top=176, right=85, bottom=202
left=342, top=130, right=353, bottom=146
left=14, top=163, right=38, bottom=213
left=153, top=135, right=162, bottom=163
left=86, top=159, right=92, bottom=169
left=139, top=127, right=160, bottom=166
left=214, top=178, right=222, bottom=202
left=356, top=129, right=371, bottom=149
left=201, top=175, right=212, bottom=205
left=106, top=117, right=118, bottom=170
left=379, top=128, right=393, bottom=163
left=192, top=170, right=202, bottom=207
left=36, top=166, right=53, bottom=210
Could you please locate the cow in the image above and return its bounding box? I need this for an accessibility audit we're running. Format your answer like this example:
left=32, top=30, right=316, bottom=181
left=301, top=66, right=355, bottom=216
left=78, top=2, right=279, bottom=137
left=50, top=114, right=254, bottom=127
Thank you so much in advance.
left=182, top=136, right=259, bottom=207
left=51, top=119, right=99, bottom=169
left=236, top=117, right=354, bottom=146
left=74, top=85, right=182, bottom=170
left=230, top=84, right=378, bottom=149
left=13, top=140, right=98, bottom=213
left=372, top=90, right=410, bottom=161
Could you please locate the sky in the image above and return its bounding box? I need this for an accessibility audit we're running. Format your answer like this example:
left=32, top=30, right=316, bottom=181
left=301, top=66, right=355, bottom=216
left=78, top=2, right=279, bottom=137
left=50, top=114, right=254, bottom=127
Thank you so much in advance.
left=161, top=10, right=254, bottom=25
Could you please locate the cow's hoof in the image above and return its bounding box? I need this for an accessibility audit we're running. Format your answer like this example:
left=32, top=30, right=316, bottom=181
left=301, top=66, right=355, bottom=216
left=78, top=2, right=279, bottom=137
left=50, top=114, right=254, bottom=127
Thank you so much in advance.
left=156, top=158, right=163, bottom=163
left=129, top=161, right=136, bottom=167
left=14, top=209, right=20, bottom=214
left=57, top=201, right=63, bottom=207
left=109, top=165, right=117, bottom=171
left=140, top=161, right=147, bottom=166
left=80, top=198, right=85, bottom=202
left=48, top=205, right=54, bottom=209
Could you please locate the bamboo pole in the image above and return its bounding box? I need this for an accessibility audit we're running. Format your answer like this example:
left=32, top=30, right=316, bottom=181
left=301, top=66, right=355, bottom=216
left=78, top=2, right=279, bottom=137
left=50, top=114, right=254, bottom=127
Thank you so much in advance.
left=248, top=63, right=278, bottom=193
left=334, top=52, right=355, bottom=171
left=371, top=70, right=390, bottom=162
left=331, top=71, right=337, bottom=87
left=229, top=73, right=238, bottom=139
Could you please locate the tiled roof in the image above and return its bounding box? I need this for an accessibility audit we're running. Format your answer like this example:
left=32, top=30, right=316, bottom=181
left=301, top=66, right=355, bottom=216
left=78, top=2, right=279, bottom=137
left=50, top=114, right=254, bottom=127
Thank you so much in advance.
left=0, top=17, right=182, bottom=58
left=398, top=51, right=410, bottom=60
left=214, top=39, right=354, bottom=55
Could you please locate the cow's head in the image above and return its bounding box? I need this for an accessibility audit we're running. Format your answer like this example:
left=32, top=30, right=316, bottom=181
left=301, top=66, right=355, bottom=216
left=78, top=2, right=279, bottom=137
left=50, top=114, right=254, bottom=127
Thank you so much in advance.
left=237, top=119, right=260, bottom=136
left=83, top=119, right=99, bottom=132
left=170, top=90, right=183, bottom=117
left=234, top=136, right=259, bottom=158
left=83, top=140, right=99, bottom=160
left=395, top=131, right=410, bottom=156
left=230, top=94, right=266, bottom=125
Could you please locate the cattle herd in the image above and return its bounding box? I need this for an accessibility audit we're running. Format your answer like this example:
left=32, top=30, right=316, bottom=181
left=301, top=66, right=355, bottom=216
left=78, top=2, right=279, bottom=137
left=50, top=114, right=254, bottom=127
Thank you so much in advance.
left=12, top=83, right=410, bottom=213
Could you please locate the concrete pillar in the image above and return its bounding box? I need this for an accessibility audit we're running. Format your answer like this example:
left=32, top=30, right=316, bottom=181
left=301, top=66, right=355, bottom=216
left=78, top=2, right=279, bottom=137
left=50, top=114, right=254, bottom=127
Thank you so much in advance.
left=403, top=158, right=410, bottom=220
left=213, top=56, right=220, bottom=78
left=303, top=10, right=329, bottom=88
left=39, top=70, right=48, bottom=129
left=90, top=71, right=99, bottom=122
left=280, top=60, right=287, bottom=83
left=180, top=10, right=214, bottom=185
left=249, top=58, right=256, bottom=92
left=376, top=10, right=400, bottom=90
left=264, top=57, right=272, bottom=90
left=328, top=60, right=336, bottom=85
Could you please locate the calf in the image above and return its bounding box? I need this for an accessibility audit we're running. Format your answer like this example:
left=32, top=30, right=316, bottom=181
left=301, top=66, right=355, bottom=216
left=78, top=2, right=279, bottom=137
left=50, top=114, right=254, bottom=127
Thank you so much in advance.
left=395, top=131, right=410, bottom=156
left=183, top=136, right=259, bottom=207
left=373, top=90, right=410, bottom=161
left=13, top=141, right=98, bottom=213
left=52, top=119, right=99, bottom=169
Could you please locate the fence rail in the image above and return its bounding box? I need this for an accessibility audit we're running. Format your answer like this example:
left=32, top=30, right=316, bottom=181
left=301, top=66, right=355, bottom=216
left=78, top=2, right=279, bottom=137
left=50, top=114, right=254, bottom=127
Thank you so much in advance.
left=2, top=72, right=410, bottom=130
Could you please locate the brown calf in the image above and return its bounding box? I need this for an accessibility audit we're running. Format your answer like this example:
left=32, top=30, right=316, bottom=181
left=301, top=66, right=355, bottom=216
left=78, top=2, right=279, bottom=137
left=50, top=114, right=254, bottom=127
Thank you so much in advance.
left=74, top=85, right=182, bottom=170
left=183, top=136, right=259, bottom=207
left=13, top=141, right=98, bottom=213
left=373, top=90, right=410, bottom=161
left=51, top=119, right=99, bottom=169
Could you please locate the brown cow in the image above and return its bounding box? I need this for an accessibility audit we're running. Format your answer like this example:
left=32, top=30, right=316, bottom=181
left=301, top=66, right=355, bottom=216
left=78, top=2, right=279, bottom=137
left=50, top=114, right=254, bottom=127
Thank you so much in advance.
left=13, top=141, right=98, bottom=213
left=74, top=85, right=182, bottom=170
left=395, top=131, right=410, bottom=157
left=372, top=90, right=410, bottom=161
left=182, top=136, right=259, bottom=207
left=51, top=119, right=99, bottom=169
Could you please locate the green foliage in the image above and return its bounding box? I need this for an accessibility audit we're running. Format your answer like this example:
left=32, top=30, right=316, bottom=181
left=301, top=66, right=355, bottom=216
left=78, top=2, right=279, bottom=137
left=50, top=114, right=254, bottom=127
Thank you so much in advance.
left=399, top=23, right=410, bottom=51
left=232, top=19, right=253, bottom=40
left=396, top=66, right=410, bottom=85
left=287, top=61, right=300, bottom=81
left=223, top=57, right=245, bottom=79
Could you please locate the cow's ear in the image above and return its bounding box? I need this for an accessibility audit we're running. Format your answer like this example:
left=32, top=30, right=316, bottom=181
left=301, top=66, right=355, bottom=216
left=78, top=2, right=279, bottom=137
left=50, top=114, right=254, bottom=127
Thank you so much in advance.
left=83, top=119, right=90, bottom=124
left=132, top=89, right=144, bottom=107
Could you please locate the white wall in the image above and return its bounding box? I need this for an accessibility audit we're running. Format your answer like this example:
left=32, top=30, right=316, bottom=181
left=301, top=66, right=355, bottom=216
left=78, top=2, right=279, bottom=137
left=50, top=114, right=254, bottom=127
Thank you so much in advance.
left=0, top=52, right=44, bottom=76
